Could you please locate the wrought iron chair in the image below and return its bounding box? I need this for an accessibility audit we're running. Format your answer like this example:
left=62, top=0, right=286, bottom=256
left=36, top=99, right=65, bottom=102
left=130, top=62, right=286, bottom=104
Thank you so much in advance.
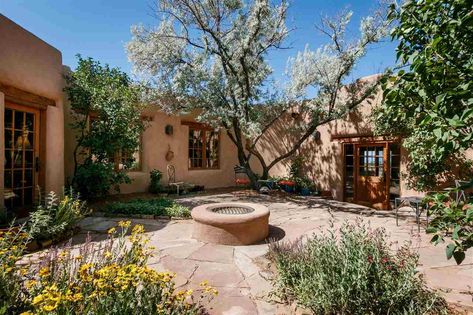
left=167, top=165, right=184, bottom=195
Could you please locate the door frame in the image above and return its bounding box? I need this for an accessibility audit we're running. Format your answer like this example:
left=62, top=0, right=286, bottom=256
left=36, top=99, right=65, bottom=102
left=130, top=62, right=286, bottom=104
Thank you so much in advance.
left=353, top=142, right=390, bottom=210
left=4, top=101, right=46, bottom=212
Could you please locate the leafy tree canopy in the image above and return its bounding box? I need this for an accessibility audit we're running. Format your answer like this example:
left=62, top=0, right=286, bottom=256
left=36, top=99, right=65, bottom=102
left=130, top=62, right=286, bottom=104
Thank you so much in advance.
left=127, top=0, right=387, bottom=185
left=373, top=0, right=473, bottom=190
left=65, top=56, right=145, bottom=198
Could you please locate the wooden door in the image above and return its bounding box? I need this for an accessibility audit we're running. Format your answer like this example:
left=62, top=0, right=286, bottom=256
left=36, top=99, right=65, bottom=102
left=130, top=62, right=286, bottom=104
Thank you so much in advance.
left=4, top=102, right=40, bottom=217
left=355, top=144, right=388, bottom=209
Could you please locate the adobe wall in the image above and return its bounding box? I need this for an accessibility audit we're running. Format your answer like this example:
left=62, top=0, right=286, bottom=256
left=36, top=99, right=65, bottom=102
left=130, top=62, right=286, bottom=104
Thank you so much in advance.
left=0, top=14, right=65, bottom=196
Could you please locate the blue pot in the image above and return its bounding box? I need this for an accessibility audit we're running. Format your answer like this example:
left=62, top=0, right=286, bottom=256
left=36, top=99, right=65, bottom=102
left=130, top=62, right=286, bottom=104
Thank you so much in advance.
left=300, top=188, right=310, bottom=196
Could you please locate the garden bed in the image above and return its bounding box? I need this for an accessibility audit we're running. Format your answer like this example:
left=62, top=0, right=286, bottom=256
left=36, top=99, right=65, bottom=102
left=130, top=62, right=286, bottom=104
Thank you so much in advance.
left=99, top=198, right=191, bottom=219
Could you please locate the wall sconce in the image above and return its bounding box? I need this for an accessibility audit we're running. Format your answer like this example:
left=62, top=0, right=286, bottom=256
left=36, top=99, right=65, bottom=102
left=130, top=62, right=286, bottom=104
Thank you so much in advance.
left=165, top=124, right=173, bottom=135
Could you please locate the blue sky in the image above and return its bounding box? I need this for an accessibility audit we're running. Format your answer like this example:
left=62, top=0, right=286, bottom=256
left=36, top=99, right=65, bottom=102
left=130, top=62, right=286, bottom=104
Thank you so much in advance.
left=0, top=0, right=397, bottom=83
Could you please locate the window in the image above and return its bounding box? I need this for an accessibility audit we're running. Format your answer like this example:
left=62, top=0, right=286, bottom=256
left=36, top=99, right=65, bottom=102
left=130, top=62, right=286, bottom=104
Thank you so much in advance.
left=188, top=126, right=219, bottom=169
left=114, top=144, right=142, bottom=171
left=389, top=143, right=401, bottom=205
left=358, top=146, right=384, bottom=177
left=344, top=143, right=354, bottom=200
left=88, top=115, right=142, bottom=171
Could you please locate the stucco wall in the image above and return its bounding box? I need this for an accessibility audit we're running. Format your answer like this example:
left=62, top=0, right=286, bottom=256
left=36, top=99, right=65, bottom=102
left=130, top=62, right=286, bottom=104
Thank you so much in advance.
left=254, top=90, right=386, bottom=200
left=0, top=14, right=65, bottom=195
left=256, top=82, right=472, bottom=202
left=63, top=108, right=243, bottom=193
left=122, top=112, right=241, bottom=192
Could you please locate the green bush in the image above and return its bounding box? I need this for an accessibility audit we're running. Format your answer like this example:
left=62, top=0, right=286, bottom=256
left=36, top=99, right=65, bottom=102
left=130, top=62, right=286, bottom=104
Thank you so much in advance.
left=73, top=161, right=130, bottom=199
left=268, top=221, right=448, bottom=315
left=102, top=198, right=190, bottom=218
left=28, top=190, right=90, bottom=241
left=148, top=169, right=163, bottom=194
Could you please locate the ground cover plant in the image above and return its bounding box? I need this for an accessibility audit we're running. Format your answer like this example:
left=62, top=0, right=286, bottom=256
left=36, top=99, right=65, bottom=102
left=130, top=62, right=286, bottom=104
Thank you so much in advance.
left=101, top=198, right=190, bottom=218
left=0, top=221, right=215, bottom=315
left=268, top=220, right=448, bottom=315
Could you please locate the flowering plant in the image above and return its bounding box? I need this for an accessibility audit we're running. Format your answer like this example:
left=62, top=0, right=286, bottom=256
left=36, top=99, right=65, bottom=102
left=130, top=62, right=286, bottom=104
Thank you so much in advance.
left=269, top=220, right=448, bottom=314
left=1, top=221, right=216, bottom=314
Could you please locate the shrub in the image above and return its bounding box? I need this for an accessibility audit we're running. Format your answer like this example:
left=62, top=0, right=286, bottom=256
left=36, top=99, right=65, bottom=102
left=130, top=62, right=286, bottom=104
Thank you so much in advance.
left=149, top=169, right=163, bottom=194
left=73, top=161, right=130, bottom=199
left=1, top=222, right=216, bottom=314
left=425, top=189, right=473, bottom=265
left=268, top=221, right=448, bottom=315
left=28, top=190, right=89, bottom=241
left=102, top=198, right=190, bottom=218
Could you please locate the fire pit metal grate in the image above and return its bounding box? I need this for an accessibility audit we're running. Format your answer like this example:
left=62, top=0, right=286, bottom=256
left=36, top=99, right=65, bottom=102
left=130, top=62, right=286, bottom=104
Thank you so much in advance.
left=210, top=206, right=254, bottom=215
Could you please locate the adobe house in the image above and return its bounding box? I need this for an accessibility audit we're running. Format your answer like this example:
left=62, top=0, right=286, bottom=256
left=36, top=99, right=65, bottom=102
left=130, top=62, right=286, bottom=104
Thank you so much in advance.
left=2, top=14, right=471, bottom=217
left=0, top=14, right=65, bottom=217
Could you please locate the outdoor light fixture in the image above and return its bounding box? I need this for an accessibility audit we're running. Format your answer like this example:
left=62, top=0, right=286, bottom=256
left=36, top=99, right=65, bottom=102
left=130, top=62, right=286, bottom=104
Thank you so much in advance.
left=165, top=124, right=173, bottom=135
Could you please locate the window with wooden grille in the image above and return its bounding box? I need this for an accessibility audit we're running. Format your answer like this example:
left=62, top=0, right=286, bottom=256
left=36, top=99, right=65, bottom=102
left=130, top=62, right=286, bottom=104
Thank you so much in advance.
left=188, top=126, right=219, bottom=169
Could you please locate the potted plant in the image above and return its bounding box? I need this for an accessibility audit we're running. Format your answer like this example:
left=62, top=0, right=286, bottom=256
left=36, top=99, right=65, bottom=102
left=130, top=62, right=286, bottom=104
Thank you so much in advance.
left=296, top=178, right=311, bottom=196
left=149, top=169, right=163, bottom=194
left=279, top=179, right=296, bottom=193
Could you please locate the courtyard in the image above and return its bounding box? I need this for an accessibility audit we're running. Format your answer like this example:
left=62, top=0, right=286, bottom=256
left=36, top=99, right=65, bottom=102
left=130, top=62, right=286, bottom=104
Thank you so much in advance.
left=76, top=192, right=473, bottom=314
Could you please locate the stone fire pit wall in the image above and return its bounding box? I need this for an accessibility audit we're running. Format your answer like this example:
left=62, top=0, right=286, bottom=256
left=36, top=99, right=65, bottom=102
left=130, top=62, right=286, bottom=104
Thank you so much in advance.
left=191, top=203, right=270, bottom=245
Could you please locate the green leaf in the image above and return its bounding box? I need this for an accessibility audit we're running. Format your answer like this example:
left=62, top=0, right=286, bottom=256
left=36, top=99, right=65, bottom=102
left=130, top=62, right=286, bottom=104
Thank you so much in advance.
left=453, top=251, right=466, bottom=265
left=452, top=226, right=460, bottom=240
left=446, top=243, right=455, bottom=260
left=433, top=128, right=442, bottom=139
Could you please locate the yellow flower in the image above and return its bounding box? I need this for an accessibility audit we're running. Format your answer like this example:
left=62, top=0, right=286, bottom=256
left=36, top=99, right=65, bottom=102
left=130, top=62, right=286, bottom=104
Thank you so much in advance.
left=107, top=227, right=116, bottom=235
left=39, top=267, right=50, bottom=277
left=79, top=263, right=92, bottom=273
left=75, top=255, right=83, bottom=260
left=118, top=220, right=131, bottom=228
left=132, top=224, right=145, bottom=234
left=32, top=294, right=44, bottom=305
left=104, top=251, right=112, bottom=259
left=26, top=280, right=37, bottom=289
left=199, top=280, right=209, bottom=287
left=43, top=304, right=57, bottom=312
left=20, top=312, right=33, bottom=315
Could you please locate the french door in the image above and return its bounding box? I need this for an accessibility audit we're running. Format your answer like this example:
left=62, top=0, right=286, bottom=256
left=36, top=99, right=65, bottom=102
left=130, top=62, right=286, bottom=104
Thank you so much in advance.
left=354, top=143, right=389, bottom=210
left=4, top=102, right=40, bottom=216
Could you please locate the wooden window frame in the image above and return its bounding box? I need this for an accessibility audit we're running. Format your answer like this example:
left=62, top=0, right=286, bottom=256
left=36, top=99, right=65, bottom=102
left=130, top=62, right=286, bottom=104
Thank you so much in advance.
left=87, top=114, right=143, bottom=172
left=184, top=122, right=220, bottom=170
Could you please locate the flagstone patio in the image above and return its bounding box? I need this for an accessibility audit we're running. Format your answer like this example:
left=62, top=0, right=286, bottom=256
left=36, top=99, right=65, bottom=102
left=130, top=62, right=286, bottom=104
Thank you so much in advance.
left=78, top=192, right=473, bottom=314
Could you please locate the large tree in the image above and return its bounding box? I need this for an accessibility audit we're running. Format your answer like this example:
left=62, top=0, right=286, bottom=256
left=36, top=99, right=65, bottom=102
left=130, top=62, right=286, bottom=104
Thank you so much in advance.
left=127, top=0, right=387, bottom=187
left=373, top=0, right=473, bottom=190
left=65, top=56, right=145, bottom=198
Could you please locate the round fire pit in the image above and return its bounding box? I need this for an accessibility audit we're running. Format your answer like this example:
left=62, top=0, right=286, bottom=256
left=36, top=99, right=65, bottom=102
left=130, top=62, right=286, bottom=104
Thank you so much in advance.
left=192, top=203, right=270, bottom=245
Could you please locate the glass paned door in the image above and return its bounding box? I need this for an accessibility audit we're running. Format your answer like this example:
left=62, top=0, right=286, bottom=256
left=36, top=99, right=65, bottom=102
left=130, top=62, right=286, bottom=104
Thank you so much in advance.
left=355, top=144, right=388, bottom=209
left=4, top=103, right=40, bottom=216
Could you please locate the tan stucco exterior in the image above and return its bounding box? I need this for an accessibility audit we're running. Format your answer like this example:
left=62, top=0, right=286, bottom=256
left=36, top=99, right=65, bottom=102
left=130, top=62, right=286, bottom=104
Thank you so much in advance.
left=0, top=14, right=65, bottom=208
left=2, top=14, right=470, bottom=212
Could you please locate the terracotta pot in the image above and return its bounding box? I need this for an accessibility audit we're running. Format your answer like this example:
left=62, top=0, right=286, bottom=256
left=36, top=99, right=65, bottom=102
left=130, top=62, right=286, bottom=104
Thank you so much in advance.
left=26, top=240, right=39, bottom=252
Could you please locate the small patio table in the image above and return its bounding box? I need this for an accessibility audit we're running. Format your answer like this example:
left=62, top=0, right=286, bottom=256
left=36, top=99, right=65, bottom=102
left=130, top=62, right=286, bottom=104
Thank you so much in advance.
left=395, top=196, right=429, bottom=232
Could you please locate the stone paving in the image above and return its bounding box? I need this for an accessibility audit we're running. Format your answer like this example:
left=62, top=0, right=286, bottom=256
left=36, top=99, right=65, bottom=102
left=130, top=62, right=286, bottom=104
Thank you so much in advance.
left=78, top=192, right=473, bottom=314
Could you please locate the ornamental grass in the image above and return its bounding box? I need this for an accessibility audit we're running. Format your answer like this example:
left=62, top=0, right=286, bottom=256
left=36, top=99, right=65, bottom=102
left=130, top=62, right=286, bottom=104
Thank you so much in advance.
left=0, top=221, right=215, bottom=315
